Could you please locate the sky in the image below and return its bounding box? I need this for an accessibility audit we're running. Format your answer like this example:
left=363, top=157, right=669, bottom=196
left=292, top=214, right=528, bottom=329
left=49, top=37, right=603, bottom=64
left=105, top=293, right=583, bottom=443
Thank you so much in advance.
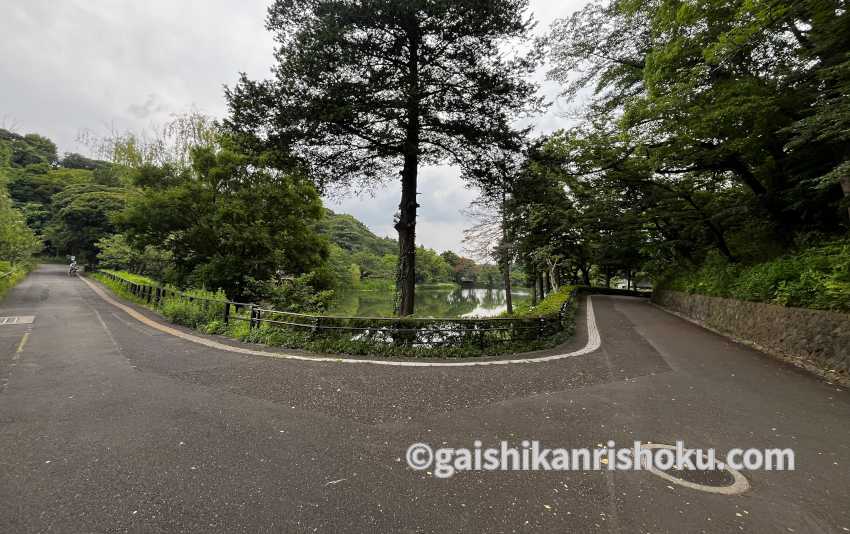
left=0, top=0, right=589, bottom=255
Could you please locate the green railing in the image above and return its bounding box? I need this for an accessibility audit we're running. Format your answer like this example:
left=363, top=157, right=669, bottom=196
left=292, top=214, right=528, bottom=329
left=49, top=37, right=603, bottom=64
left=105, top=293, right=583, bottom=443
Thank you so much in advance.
left=91, top=270, right=577, bottom=350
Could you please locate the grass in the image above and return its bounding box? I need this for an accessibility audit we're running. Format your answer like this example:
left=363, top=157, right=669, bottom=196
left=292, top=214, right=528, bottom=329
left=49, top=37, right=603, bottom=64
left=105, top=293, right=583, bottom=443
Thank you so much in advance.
left=89, top=269, right=578, bottom=358
left=661, top=239, right=850, bottom=313
left=0, top=261, right=31, bottom=301
left=98, top=269, right=159, bottom=286
left=507, top=285, right=578, bottom=318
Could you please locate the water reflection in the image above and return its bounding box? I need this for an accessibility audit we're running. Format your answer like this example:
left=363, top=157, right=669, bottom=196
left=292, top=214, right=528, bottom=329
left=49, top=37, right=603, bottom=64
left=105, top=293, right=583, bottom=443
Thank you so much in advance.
left=328, top=286, right=530, bottom=318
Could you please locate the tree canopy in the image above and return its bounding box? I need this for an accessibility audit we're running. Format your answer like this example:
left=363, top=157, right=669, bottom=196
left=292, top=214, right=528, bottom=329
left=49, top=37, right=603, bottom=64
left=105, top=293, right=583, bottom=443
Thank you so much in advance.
left=118, top=142, right=329, bottom=298
left=225, top=0, right=540, bottom=314
left=482, top=0, right=850, bottom=298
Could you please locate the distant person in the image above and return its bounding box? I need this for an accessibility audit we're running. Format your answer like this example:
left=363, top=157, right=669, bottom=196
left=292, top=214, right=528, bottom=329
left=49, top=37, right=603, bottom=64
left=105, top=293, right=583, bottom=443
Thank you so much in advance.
left=68, top=260, right=78, bottom=276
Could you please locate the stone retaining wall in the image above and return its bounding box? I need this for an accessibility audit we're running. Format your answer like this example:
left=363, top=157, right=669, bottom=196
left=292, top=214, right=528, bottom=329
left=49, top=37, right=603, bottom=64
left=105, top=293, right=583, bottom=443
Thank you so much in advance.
left=653, top=290, right=850, bottom=373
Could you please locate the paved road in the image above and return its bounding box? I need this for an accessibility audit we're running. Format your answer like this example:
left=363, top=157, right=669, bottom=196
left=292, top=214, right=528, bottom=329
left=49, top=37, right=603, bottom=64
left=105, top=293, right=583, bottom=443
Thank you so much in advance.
left=1, top=265, right=848, bottom=533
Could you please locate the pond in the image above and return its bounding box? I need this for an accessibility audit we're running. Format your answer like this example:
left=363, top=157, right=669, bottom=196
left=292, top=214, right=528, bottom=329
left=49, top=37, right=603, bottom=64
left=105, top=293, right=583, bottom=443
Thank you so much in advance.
left=327, top=285, right=531, bottom=318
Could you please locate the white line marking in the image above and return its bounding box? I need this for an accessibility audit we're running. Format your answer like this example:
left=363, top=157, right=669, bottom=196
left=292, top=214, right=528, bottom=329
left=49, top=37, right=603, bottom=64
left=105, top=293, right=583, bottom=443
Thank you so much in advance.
left=0, top=315, right=35, bottom=326
left=79, top=275, right=602, bottom=367
left=639, top=443, right=750, bottom=495
left=0, top=315, right=35, bottom=325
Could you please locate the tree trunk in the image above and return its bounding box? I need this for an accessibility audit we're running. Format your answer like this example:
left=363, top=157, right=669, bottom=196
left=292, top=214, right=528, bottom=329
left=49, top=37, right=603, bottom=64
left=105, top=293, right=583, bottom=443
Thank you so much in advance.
left=580, top=266, right=591, bottom=286
left=394, top=24, right=421, bottom=317
left=500, top=192, right=513, bottom=315
left=680, top=191, right=736, bottom=262
left=529, top=267, right=537, bottom=306
left=502, top=262, right=513, bottom=315
left=538, top=271, right=545, bottom=300
left=395, top=159, right=418, bottom=316
left=547, top=262, right=559, bottom=293
left=841, top=175, right=850, bottom=222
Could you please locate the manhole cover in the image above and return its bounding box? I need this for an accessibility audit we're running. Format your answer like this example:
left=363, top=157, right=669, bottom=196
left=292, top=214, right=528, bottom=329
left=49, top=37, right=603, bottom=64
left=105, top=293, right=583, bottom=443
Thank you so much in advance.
left=640, top=443, right=750, bottom=495
left=0, top=316, right=35, bottom=326
left=664, top=464, right=736, bottom=486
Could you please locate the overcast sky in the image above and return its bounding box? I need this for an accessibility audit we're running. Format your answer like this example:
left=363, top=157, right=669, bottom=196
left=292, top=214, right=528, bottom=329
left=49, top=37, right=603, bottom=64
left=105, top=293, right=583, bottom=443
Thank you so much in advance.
left=0, top=0, right=589, bottom=254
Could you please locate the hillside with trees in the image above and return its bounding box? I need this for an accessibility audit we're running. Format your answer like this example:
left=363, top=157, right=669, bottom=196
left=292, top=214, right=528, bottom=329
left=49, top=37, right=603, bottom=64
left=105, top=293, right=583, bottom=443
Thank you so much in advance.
left=1, top=123, right=495, bottom=313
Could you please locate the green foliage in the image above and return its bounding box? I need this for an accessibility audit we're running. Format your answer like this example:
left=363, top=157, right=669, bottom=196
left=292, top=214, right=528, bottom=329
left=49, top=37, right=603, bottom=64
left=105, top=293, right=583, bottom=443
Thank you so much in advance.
left=0, top=261, right=31, bottom=300
left=0, top=187, right=41, bottom=263
left=248, top=273, right=336, bottom=313
left=543, top=0, right=850, bottom=258
left=1, top=150, right=126, bottom=261
left=662, top=241, right=850, bottom=312
left=44, top=184, right=128, bottom=263
left=449, top=256, right=482, bottom=284
left=90, top=271, right=150, bottom=304
left=80, top=111, right=221, bottom=170
left=226, top=0, right=540, bottom=315
left=318, top=210, right=463, bottom=291
left=161, top=288, right=229, bottom=330
left=414, top=246, right=453, bottom=284
left=96, top=234, right=174, bottom=282
left=0, top=129, right=57, bottom=167
left=7, top=167, right=94, bottom=206
left=59, top=153, right=111, bottom=171
left=509, top=285, right=577, bottom=318
left=92, top=269, right=576, bottom=358
left=97, top=269, right=159, bottom=287
left=231, top=321, right=571, bottom=359
left=118, top=139, right=328, bottom=299
left=317, top=210, right=396, bottom=256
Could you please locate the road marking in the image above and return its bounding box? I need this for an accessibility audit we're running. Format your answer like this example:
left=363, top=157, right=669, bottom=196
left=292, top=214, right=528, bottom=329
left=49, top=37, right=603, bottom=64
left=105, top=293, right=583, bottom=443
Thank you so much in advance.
left=80, top=275, right=602, bottom=367
left=0, top=316, right=35, bottom=326
left=15, top=332, right=30, bottom=354
left=639, top=443, right=750, bottom=495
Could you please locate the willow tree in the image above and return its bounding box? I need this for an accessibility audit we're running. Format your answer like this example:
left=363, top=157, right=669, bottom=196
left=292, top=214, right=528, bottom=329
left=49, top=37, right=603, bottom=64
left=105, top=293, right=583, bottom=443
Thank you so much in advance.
left=225, top=0, right=539, bottom=315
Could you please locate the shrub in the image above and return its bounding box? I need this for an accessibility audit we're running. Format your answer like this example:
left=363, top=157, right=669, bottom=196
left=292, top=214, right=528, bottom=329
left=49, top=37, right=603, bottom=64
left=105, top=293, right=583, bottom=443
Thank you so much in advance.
left=89, top=270, right=579, bottom=358
left=98, top=268, right=159, bottom=287
left=661, top=240, right=850, bottom=312
left=161, top=288, right=228, bottom=329
left=0, top=261, right=29, bottom=299
left=248, top=273, right=335, bottom=313
left=509, top=285, right=577, bottom=318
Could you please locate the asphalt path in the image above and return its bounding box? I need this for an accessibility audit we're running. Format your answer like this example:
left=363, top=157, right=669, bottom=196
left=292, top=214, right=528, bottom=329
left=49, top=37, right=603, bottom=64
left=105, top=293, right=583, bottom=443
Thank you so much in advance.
left=1, top=265, right=848, bottom=533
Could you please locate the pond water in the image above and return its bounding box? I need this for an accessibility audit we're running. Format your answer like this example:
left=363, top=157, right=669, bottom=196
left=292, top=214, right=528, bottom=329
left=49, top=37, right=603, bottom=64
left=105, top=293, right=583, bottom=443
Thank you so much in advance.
left=327, top=286, right=531, bottom=318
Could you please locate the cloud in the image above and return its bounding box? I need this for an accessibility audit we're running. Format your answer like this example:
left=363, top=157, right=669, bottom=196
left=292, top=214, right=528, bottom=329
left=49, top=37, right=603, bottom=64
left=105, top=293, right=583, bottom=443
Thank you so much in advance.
left=127, top=93, right=169, bottom=119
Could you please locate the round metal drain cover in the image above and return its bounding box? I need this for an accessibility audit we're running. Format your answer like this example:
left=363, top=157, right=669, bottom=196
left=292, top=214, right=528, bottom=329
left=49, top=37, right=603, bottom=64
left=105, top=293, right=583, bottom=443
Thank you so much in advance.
left=640, top=443, right=750, bottom=495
